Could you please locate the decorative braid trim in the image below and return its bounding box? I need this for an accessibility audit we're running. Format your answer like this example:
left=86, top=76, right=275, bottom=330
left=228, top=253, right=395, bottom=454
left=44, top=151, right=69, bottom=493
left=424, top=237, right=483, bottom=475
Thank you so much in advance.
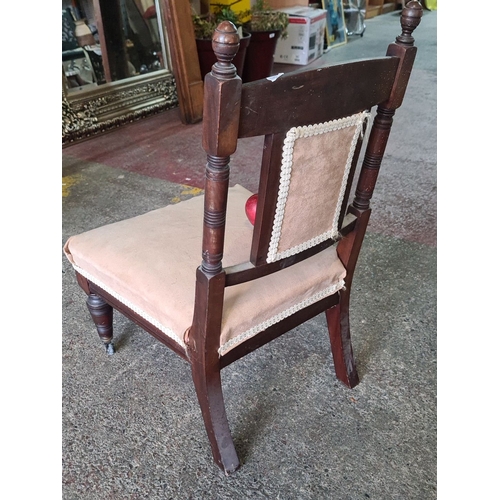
left=72, top=264, right=186, bottom=351
left=218, top=280, right=345, bottom=356
left=267, top=111, right=371, bottom=263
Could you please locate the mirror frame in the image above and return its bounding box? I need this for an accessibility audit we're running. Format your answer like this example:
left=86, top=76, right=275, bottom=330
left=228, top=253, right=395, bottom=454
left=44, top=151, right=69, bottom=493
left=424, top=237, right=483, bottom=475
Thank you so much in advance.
left=63, top=0, right=180, bottom=146
left=62, top=69, right=178, bottom=146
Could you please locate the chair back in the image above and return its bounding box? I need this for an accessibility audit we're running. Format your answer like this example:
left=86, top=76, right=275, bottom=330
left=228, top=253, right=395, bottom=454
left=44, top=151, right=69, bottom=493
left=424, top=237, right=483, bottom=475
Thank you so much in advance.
left=201, top=3, right=422, bottom=281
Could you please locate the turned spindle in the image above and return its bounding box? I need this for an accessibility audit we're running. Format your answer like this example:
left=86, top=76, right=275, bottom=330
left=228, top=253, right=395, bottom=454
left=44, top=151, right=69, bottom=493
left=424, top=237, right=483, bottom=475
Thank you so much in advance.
left=352, top=0, right=423, bottom=213
left=397, top=1, right=424, bottom=46
left=201, top=22, right=242, bottom=275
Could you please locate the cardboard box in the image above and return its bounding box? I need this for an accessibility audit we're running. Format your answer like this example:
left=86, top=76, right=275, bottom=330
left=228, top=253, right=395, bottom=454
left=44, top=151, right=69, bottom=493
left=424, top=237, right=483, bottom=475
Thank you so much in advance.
left=266, top=0, right=309, bottom=8
left=273, top=7, right=327, bottom=65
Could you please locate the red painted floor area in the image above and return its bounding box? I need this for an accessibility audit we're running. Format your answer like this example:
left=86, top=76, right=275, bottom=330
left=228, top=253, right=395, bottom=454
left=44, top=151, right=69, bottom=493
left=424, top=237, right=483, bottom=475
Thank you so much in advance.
left=63, top=108, right=264, bottom=193
left=62, top=60, right=310, bottom=194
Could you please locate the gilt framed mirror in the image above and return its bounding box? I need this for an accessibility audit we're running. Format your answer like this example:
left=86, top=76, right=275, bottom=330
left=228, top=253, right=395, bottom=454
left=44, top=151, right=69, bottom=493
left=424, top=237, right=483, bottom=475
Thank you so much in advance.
left=62, top=0, right=181, bottom=146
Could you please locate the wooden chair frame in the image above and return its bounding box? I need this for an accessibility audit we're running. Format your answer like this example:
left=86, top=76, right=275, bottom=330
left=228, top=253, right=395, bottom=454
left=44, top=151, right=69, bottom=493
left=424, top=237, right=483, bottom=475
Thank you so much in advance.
left=72, top=1, right=423, bottom=474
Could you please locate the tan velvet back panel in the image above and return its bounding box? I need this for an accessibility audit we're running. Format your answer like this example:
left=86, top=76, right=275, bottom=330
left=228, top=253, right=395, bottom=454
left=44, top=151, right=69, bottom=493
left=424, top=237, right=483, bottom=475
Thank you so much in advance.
left=266, top=112, right=370, bottom=263
left=239, top=58, right=399, bottom=267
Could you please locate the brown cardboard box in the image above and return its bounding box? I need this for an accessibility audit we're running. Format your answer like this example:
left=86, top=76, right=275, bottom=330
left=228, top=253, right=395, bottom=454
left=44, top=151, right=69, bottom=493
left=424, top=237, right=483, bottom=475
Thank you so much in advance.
left=266, top=0, right=309, bottom=8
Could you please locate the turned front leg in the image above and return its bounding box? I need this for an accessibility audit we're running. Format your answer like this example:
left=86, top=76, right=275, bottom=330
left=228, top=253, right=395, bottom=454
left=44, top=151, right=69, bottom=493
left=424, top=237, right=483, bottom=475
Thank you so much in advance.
left=86, top=293, right=115, bottom=355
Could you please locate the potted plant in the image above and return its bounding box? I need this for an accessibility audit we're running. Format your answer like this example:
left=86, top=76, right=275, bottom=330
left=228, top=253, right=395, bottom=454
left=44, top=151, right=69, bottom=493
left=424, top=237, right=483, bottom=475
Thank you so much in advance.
left=241, top=0, right=289, bottom=82
left=192, top=3, right=252, bottom=79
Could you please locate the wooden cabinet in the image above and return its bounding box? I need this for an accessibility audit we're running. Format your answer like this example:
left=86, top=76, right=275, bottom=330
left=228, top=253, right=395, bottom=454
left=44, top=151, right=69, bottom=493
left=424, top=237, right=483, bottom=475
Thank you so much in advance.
left=365, top=0, right=398, bottom=19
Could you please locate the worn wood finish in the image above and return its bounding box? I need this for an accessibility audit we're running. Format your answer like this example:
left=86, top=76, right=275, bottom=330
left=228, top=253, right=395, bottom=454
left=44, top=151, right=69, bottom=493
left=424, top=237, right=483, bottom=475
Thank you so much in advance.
left=238, top=57, right=399, bottom=139
left=324, top=2, right=423, bottom=387
left=249, top=133, right=286, bottom=266
left=200, top=22, right=242, bottom=277
left=86, top=293, right=115, bottom=355
left=338, top=126, right=368, bottom=230
left=226, top=238, right=338, bottom=287
left=87, top=281, right=189, bottom=361
left=352, top=4, right=422, bottom=214
left=326, top=289, right=359, bottom=388
left=189, top=270, right=239, bottom=473
left=71, top=1, right=424, bottom=474
left=187, top=21, right=242, bottom=474
left=225, top=215, right=358, bottom=287
left=220, top=294, right=340, bottom=369
left=353, top=107, right=395, bottom=213
left=326, top=209, right=372, bottom=387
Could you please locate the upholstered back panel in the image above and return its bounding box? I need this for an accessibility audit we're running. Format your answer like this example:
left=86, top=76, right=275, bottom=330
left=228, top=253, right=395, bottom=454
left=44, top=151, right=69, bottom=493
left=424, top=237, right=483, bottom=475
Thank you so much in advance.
left=266, top=112, right=369, bottom=263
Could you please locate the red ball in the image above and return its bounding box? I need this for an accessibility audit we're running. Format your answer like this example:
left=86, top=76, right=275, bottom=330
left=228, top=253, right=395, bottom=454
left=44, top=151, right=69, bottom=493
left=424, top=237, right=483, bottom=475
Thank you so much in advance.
left=245, top=194, right=258, bottom=225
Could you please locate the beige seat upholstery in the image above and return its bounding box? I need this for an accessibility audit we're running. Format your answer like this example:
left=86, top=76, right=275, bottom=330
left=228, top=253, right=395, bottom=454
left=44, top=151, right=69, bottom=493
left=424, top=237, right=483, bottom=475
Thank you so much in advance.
left=64, top=184, right=346, bottom=356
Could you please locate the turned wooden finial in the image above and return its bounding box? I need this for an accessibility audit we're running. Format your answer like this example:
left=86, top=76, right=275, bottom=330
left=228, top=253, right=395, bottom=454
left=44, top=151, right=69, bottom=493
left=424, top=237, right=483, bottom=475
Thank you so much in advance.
left=397, top=1, right=423, bottom=46
left=211, top=21, right=240, bottom=79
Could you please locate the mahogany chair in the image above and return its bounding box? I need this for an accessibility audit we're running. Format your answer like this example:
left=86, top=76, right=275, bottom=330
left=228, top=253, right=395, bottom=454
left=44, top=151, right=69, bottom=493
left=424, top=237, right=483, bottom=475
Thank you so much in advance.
left=64, top=1, right=423, bottom=474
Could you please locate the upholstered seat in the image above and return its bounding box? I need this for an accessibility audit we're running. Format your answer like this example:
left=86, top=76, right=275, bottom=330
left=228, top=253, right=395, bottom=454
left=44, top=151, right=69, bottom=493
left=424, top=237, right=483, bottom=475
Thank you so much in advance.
left=64, top=184, right=346, bottom=355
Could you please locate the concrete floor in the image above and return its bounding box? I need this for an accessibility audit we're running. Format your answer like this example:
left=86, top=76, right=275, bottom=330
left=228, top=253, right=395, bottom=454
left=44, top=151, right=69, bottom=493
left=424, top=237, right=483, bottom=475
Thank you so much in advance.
left=62, top=8, right=437, bottom=499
